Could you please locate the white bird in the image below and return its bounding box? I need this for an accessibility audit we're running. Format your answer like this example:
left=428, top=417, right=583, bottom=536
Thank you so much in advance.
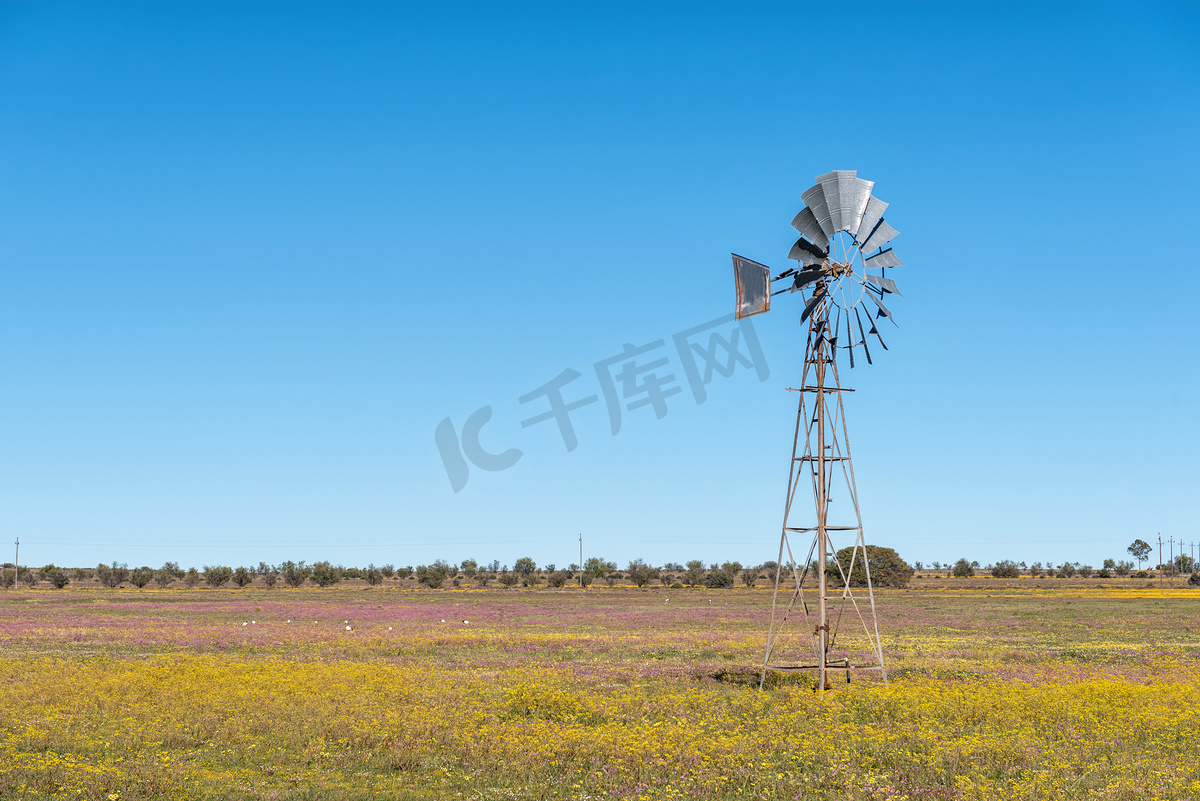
left=345, top=625, right=352, bottom=631
left=388, top=626, right=393, bottom=631
left=462, top=619, right=468, bottom=624
left=440, top=619, right=445, bottom=623
left=251, top=620, right=256, bottom=624
left=242, top=622, right=248, bottom=626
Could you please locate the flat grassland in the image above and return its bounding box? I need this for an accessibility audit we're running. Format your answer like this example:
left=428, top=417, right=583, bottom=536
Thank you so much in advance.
left=1, top=582, right=1198, bottom=800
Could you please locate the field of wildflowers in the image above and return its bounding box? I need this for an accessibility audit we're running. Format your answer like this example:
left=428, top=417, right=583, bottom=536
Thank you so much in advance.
left=1, top=583, right=1198, bottom=800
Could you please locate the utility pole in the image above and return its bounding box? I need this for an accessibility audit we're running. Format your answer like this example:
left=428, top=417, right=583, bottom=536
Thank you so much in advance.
left=1170, top=536, right=1175, bottom=576
left=12, top=537, right=17, bottom=589
left=1158, top=535, right=1163, bottom=586
left=578, top=534, right=583, bottom=589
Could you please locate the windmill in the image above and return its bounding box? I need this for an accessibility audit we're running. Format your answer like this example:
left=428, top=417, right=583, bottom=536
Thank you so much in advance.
left=732, top=170, right=904, bottom=691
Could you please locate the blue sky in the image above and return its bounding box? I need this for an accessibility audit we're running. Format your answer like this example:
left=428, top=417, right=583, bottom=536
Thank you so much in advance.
left=1, top=2, right=1198, bottom=571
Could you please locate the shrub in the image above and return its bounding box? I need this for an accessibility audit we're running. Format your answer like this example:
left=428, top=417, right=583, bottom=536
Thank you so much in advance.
left=683, top=560, right=706, bottom=587
left=1188, top=572, right=1200, bottom=587
left=0, top=569, right=14, bottom=589
left=129, top=566, right=154, bottom=588
left=364, top=565, right=384, bottom=586
left=497, top=572, right=519, bottom=588
left=741, top=568, right=758, bottom=587
left=416, top=562, right=449, bottom=589
left=154, top=562, right=182, bottom=588
left=670, top=582, right=683, bottom=590
left=395, top=566, right=413, bottom=579
left=1059, top=562, right=1077, bottom=578
left=704, top=570, right=734, bottom=589
left=831, top=546, right=915, bottom=588
left=97, top=562, right=131, bottom=588
left=952, top=558, right=974, bottom=578
left=204, top=566, right=233, bottom=588
left=627, top=560, right=656, bottom=588
left=1134, top=570, right=1149, bottom=578
left=342, top=567, right=363, bottom=579
left=232, top=567, right=254, bottom=588
left=381, top=564, right=396, bottom=578
left=991, top=560, right=1020, bottom=579
left=546, top=570, right=570, bottom=588
left=514, top=557, right=537, bottom=579
left=39, top=564, right=70, bottom=589
left=1077, top=564, right=1093, bottom=578
left=262, top=571, right=278, bottom=588
left=475, top=573, right=491, bottom=588
left=280, top=561, right=310, bottom=588
left=183, top=568, right=201, bottom=588
left=310, top=562, right=341, bottom=588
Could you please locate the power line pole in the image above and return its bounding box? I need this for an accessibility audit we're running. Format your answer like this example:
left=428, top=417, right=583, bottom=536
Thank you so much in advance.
left=12, top=537, right=17, bottom=589
left=1158, top=534, right=1163, bottom=587
left=578, top=534, right=583, bottom=589
left=1170, top=536, right=1175, bottom=576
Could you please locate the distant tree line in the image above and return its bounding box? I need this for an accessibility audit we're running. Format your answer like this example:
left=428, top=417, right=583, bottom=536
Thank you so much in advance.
left=3, top=540, right=1197, bottom=589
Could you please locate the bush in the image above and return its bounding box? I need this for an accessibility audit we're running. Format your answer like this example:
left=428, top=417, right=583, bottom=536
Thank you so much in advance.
left=416, top=562, right=449, bottom=589
left=627, top=560, right=657, bottom=588
left=381, top=564, right=396, bottom=578
left=497, top=572, right=519, bottom=588
left=474, top=573, right=491, bottom=588
left=39, top=564, right=70, bottom=589
left=97, top=562, right=131, bottom=588
left=830, top=546, right=915, bottom=588
left=183, top=568, right=201, bottom=588
left=1134, top=570, right=1149, bottom=579
left=704, top=570, right=734, bottom=589
left=1188, top=572, right=1200, bottom=587
left=991, top=560, right=1020, bottom=579
left=740, top=568, right=758, bottom=587
left=204, top=566, right=233, bottom=588
left=952, top=558, right=974, bottom=578
left=683, top=560, right=706, bottom=587
left=155, top=562, right=182, bottom=588
left=546, top=570, right=570, bottom=588
left=670, top=582, right=683, bottom=590
left=0, top=569, right=14, bottom=589
left=232, top=567, right=254, bottom=588
left=129, top=566, right=154, bottom=588
left=364, top=565, right=384, bottom=586
left=310, top=561, right=341, bottom=588
left=280, top=561, right=310, bottom=588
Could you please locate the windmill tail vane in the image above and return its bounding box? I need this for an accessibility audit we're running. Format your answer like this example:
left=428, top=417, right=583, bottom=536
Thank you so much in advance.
left=730, top=170, right=907, bottom=693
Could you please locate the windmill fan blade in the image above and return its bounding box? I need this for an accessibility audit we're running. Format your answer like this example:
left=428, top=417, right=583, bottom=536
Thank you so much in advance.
left=846, top=314, right=855, bottom=368
left=818, top=170, right=874, bottom=235
left=790, top=207, right=830, bottom=252
left=860, top=219, right=899, bottom=253
left=866, top=273, right=903, bottom=296
left=868, top=321, right=890, bottom=350
left=854, top=195, right=887, bottom=243
left=854, top=307, right=873, bottom=364
left=792, top=267, right=823, bottom=292
left=788, top=237, right=826, bottom=266
left=801, top=183, right=835, bottom=240
left=866, top=292, right=895, bottom=323
left=773, top=268, right=796, bottom=281
left=801, top=288, right=825, bottom=322
left=864, top=248, right=904, bottom=269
